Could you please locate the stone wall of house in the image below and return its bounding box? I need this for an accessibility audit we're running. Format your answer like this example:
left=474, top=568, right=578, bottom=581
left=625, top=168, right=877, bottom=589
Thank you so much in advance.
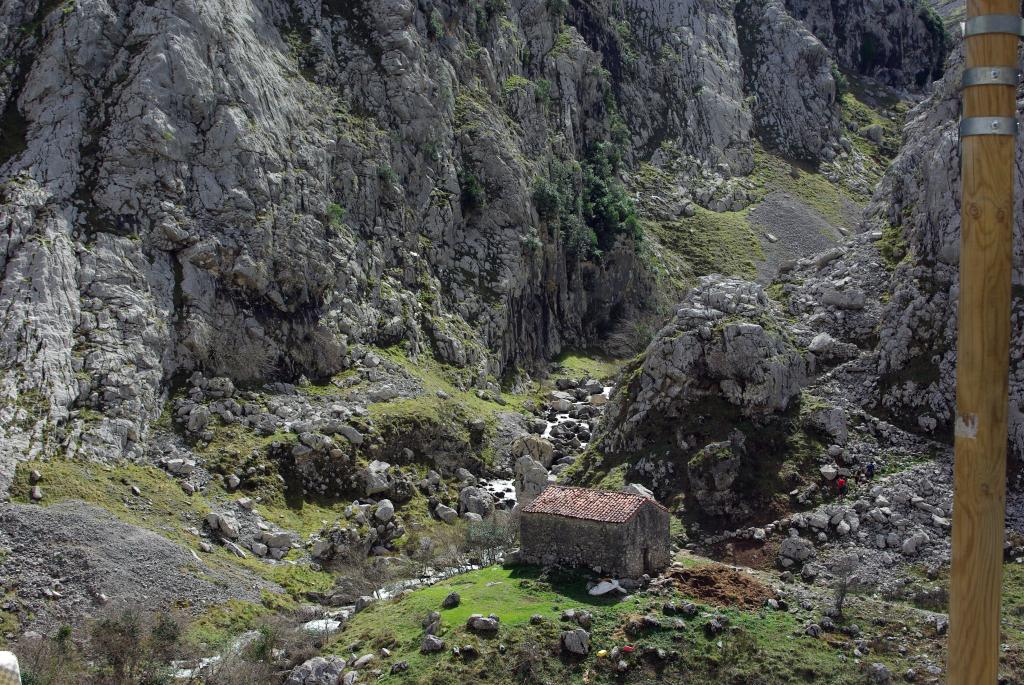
left=519, top=502, right=670, bottom=577
left=628, top=503, right=672, bottom=573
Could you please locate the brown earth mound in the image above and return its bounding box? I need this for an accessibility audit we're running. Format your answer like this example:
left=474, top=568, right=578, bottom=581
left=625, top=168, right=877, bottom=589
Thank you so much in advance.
left=665, top=566, right=775, bottom=610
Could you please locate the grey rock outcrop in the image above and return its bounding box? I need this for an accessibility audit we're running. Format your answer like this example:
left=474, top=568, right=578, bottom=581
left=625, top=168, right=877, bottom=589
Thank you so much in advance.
left=866, top=37, right=1024, bottom=465
left=0, top=0, right=951, bottom=495
left=284, top=656, right=347, bottom=685
left=784, top=0, right=948, bottom=90
left=595, top=276, right=815, bottom=516
left=601, top=276, right=811, bottom=459
left=737, top=0, right=841, bottom=162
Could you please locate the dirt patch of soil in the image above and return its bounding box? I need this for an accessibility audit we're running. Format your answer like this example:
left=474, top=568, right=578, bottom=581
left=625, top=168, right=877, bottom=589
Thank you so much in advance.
left=664, top=565, right=775, bottom=610
left=708, top=539, right=779, bottom=571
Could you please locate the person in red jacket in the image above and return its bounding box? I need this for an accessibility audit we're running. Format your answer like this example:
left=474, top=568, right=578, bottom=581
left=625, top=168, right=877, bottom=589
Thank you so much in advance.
left=836, top=477, right=848, bottom=498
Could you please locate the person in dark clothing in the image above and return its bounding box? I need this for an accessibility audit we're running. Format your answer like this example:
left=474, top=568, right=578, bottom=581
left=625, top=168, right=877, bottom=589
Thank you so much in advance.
left=866, top=462, right=876, bottom=480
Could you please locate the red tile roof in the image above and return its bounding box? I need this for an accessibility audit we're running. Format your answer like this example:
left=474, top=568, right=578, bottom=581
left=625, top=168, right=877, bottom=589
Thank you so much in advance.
left=522, top=485, right=666, bottom=523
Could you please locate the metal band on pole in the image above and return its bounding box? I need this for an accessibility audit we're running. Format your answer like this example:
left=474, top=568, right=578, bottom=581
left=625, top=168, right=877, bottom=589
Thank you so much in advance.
left=963, top=13, right=1024, bottom=36
left=962, top=65, right=1021, bottom=87
left=960, top=116, right=1019, bottom=136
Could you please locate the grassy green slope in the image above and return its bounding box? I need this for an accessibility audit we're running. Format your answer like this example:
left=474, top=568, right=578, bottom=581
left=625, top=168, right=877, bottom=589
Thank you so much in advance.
left=331, top=563, right=965, bottom=684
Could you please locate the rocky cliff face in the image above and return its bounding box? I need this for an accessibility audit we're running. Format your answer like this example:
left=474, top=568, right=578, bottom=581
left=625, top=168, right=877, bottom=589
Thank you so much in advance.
left=868, top=38, right=1024, bottom=462
left=784, top=0, right=949, bottom=90
left=0, top=0, right=950, bottom=492
left=594, top=276, right=818, bottom=518
left=592, top=24, right=1024, bottom=527
left=736, top=0, right=841, bottom=162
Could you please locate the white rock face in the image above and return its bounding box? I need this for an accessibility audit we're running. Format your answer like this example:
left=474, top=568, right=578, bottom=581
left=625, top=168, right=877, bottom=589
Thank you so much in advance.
left=865, top=37, right=1024, bottom=465
left=514, top=455, right=551, bottom=508
left=602, top=276, right=811, bottom=459
left=0, top=0, right=948, bottom=495
left=736, top=0, right=841, bottom=162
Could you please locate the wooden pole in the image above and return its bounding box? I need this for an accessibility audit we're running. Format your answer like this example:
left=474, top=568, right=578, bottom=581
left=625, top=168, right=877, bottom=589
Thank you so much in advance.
left=948, top=1, right=1018, bottom=682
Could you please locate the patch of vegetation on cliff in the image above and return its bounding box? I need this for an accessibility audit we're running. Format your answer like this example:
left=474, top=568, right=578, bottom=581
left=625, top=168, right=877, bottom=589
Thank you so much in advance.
left=582, top=143, right=642, bottom=255
left=550, top=350, right=624, bottom=383
left=644, top=207, right=762, bottom=284
left=877, top=222, right=910, bottom=269
left=839, top=83, right=906, bottom=172
left=532, top=144, right=641, bottom=262
left=747, top=146, right=861, bottom=224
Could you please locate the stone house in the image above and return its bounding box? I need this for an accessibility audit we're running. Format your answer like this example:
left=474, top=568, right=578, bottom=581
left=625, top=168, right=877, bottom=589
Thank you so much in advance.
left=519, top=485, right=671, bottom=577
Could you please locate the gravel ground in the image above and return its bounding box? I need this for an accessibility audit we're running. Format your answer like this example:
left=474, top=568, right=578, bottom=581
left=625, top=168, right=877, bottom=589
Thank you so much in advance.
left=749, top=190, right=849, bottom=283
left=0, top=501, right=275, bottom=632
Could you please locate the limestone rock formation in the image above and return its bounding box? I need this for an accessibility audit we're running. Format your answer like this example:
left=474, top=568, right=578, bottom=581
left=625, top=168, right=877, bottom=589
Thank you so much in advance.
left=784, top=0, right=948, bottom=89
left=0, top=0, right=949, bottom=491
left=865, top=37, right=1024, bottom=463
left=601, top=276, right=812, bottom=459
left=737, top=0, right=841, bottom=161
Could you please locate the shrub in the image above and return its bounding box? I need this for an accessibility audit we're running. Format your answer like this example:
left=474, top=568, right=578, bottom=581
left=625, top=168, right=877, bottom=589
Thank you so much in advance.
left=88, top=606, right=186, bottom=685
left=325, top=202, right=346, bottom=227
left=563, top=214, right=598, bottom=260
left=532, top=176, right=561, bottom=221
left=582, top=143, right=641, bottom=252
left=464, top=511, right=518, bottom=565
left=831, top=64, right=848, bottom=97
left=535, top=78, right=553, bottom=108
left=17, top=627, right=84, bottom=685
left=459, top=170, right=487, bottom=211
left=830, top=554, right=862, bottom=617
left=511, top=639, right=546, bottom=682
left=428, top=8, right=445, bottom=39
left=546, top=0, right=568, bottom=17
left=377, top=164, right=399, bottom=186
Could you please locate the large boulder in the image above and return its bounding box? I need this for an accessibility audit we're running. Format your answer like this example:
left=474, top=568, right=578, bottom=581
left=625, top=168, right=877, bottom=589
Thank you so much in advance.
left=561, top=628, right=591, bottom=656
left=466, top=614, right=500, bottom=632
left=779, top=536, right=815, bottom=567
left=205, top=512, right=240, bottom=539
left=458, top=486, right=495, bottom=518
left=434, top=503, right=458, bottom=524
left=362, top=461, right=391, bottom=496
left=510, top=435, right=555, bottom=468
left=514, top=456, right=551, bottom=507
left=374, top=499, right=395, bottom=523
left=284, top=656, right=347, bottom=685
left=421, top=635, right=445, bottom=653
